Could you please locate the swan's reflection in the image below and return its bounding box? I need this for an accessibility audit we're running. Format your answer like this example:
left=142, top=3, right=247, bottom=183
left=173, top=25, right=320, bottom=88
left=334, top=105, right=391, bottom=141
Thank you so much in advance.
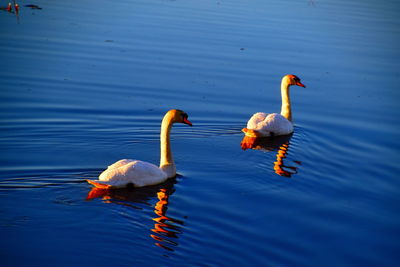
left=86, top=178, right=184, bottom=252
left=241, top=134, right=301, bottom=177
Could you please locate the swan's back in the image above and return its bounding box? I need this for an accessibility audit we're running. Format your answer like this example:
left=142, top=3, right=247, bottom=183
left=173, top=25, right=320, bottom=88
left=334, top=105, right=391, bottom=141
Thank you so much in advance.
left=98, top=160, right=168, bottom=188
left=246, top=112, right=269, bottom=129
left=247, top=112, right=293, bottom=136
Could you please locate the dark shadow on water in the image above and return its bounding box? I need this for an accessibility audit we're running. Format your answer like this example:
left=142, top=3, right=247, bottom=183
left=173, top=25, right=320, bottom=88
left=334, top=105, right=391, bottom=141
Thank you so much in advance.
left=86, top=177, right=184, bottom=253
left=241, top=134, right=301, bottom=178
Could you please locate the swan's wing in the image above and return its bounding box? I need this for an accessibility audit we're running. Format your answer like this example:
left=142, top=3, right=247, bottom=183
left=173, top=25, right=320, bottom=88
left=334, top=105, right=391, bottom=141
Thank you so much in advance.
left=90, top=160, right=167, bottom=188
left=255, top=113, right=293, bottom=136
left=106, top=159, right=135, bottom=170
left=120, top=161, right=168, bottom=187
left=247, top=112, right=269, bottom=129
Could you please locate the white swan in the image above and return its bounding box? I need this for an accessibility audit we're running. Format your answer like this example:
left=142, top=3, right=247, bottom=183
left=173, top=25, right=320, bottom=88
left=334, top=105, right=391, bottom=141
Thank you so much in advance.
left=242, top=74, right=306, bottom=137
left=86, top=109, right=192, bottom=189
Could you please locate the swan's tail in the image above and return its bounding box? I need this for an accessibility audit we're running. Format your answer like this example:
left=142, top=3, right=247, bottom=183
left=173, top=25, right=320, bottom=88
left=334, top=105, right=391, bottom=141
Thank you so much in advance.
left=242, top=128, right=263, bottom=137
left=86, top=179, right=114, bottom=189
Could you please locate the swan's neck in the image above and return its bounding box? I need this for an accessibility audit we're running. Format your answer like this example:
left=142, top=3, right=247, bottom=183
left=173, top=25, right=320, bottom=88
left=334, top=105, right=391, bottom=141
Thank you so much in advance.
left=160, top=113, right=176, bottom=176
left=280, top=80, right=292, bottom=122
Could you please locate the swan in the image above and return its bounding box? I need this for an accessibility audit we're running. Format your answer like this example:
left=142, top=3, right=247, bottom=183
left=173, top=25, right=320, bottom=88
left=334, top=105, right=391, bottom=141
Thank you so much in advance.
left=86, top=109, right=192, bottom=189
left=242, top=74, right=306, bottom=137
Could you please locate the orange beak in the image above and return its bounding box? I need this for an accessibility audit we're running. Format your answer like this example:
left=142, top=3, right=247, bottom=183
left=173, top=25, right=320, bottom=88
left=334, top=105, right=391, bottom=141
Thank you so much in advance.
left=183, top=118, right=192, bottom=126
left=296, top=81, right=306, bottom=88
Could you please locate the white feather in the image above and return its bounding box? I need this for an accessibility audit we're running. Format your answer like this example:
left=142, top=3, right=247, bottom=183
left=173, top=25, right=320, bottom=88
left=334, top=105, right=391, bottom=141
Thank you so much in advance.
left=247, top=112, right=293, bottom=137
left=92, top=160, right=168, bottom=188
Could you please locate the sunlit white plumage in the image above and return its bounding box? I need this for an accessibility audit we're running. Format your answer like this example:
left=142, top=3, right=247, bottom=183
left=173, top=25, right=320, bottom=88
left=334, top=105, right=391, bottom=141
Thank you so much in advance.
left=86, top=109, right=192, bottom=189
left=96, top=159, right=168, bottom=188
left=246, top=112, right=294, bottom=137
left=242, top=75, right=306, bottom=137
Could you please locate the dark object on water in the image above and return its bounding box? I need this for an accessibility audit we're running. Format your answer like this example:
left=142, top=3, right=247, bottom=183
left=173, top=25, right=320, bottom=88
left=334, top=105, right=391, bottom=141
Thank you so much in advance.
left=0, top=3, right=12, bottom=12
left=25, top=4, right=42, bottom=9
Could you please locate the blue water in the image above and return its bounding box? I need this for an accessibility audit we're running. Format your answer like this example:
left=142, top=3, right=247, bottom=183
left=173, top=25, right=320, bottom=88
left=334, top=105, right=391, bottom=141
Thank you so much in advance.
left=1, top=0, right=399, bottom=266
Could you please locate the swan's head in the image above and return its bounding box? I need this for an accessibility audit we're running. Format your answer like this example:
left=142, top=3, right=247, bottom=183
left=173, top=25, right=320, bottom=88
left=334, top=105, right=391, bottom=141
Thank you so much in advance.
left=283, top=74, right=306, bottom=88
left=168, top=109, right=192, bottom=126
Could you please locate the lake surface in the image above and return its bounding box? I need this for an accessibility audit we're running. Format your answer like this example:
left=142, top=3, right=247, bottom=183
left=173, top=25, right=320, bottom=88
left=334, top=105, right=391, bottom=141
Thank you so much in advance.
left=1, top=0, right=399, bottom=266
